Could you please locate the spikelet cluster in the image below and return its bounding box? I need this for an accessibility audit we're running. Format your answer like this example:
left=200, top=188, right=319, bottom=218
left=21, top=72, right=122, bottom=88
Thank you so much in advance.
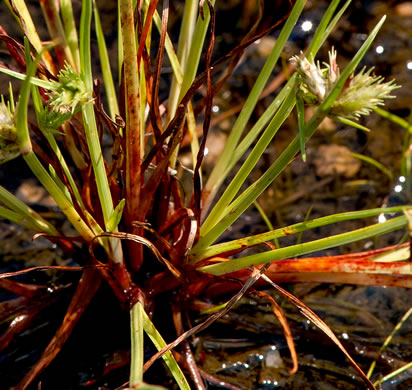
left=47, top=62, right=90, bottom=114
left=290, top=49, right=399, bottom=119
left=0, top=101, right=19, bottom=164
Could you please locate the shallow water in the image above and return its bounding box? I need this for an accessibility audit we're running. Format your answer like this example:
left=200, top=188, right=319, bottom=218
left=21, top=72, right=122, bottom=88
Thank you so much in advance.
left=0, top=0, right=411, bottom=389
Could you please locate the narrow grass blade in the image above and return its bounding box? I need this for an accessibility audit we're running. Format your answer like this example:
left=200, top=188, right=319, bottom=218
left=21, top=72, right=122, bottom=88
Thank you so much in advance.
left=296, top=94, right=306, bottom=161
left=254, top=200, right=280, bottom=248
left=374, top=107, right=412, bottom=133
left=203, top=0, right=305, bottom=208
left=48, top=164, right=72, bottom=202
left=166, top=0, right=198, bottom=121
left=39, top=0, right=75, bottom=68
left=8, top=0, right=55, bottom=73
left=175, top=0, right=216, bottom=108
left=169, top=0, right=217, bottom=168
left=80, top=0, right=116, bottom=227
left=192, top=206, right=409, bottom=261
left=107, top=199, right=126, bottom=232
left=337, top=116, right=371, bottom=132
left=191, top=206, right=408, bottom=262
left=130, top=302, right=144, bottom=387
left=296, top=206, right=313, bottom=245
left=186, top=102, right=200, bottom=170
left=94, top=1, right=120, bottom=119
left=229, top=75, right=295, bottom=164
left=401, top=111, right=412, bottom=192
left=8, top=82, right=15, bottom=111
left=202, top=0, right=349, bottom=215
left=0, top=67, right=54, bottom=90
left=16, top=40, right=95, bottom=241
left=351, top=152, right=393, bottom=181
left=147, top=0, right=198, bottom=171
left=169, top=0, right=200, bottom=170
left=30, top=85, right=85, bottom=209
left=60, top=0, right=80, bottom=71
left=194, top=16, right=387, bottom=251
left=117, top=1, right=123, bottom=82
left=373, top=361, right=412, bottom=388
left=142, top=309, right=191, bottom=389
left=199, top=89, right=296, bottom=236
left=370, top=244, right=409, bottom=263
left=0, top=206, right=49, bottom=233
left=367, top=307, right=412, bottom=379
left=147, top=1, right=183, bottom=85
left=0, top=186, right=58, bottom=234
left=307, top=0, right=351, bottom=57
left=198, top=215, right=406, bottom=275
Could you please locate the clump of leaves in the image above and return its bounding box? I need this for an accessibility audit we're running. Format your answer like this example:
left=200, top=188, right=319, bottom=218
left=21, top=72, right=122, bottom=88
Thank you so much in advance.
left=0, top=0, right=411, bottom=389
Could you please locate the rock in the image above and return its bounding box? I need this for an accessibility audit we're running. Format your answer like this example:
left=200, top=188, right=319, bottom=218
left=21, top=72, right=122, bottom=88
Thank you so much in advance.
left=312, top=144, right=361, bottom=178
left=395, top=2, right=412, bottom=16
left=16, top=179, right=57, bottom=207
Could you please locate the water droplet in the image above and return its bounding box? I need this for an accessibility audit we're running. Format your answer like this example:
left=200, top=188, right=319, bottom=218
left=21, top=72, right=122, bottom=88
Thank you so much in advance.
left=355, top=33, right=367, bottom=41
left=301, top=20, right=313, bottom=32
left=376, top=45, right=384, bottom=54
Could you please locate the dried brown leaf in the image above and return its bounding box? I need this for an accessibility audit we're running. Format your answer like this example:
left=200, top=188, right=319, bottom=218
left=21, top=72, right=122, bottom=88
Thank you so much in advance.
left=260, top=274, right=376, bottom=390
left=16, top=268, right=102, bottom=390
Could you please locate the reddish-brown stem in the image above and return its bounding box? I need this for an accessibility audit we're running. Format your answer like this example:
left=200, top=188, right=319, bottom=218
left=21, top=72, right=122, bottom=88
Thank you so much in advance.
left=172, top=305, right=206, bottom=390
left=120, top=0, right=143, bottom=271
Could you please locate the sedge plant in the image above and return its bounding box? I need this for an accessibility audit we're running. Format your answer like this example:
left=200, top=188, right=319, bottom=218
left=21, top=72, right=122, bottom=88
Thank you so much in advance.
left=0, top=0, right=410, bottom=389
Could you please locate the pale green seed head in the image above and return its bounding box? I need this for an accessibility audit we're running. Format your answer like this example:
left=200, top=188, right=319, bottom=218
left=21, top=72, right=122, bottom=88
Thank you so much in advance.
left=291, top=49, right=399, bottom=120
left=330, top=67, right=399, bottom=119
left=0, top=101, right=19, bottom=164
left=0, top=101, right=16, bottom=141
left=38, top=106, right=72, bottom=135
left=47, top=62, right=90, bottom=114
left=291, top=53, right=327, bottom=100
